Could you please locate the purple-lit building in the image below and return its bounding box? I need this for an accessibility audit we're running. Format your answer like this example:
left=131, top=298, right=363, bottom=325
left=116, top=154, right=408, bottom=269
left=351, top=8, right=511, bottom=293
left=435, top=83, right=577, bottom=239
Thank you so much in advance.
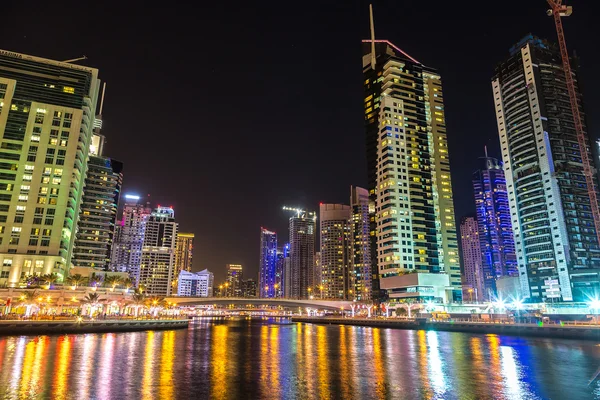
left=259, top=228, right=277, bottom=298
left=472, top=155, right=517, bottom=298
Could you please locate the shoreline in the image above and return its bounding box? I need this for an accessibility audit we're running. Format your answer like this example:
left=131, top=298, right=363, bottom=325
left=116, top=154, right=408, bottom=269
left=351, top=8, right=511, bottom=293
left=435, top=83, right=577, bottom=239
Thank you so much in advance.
left=292, top=316, right=600, bottom=340
left=0, top=318, right=189, bottom=336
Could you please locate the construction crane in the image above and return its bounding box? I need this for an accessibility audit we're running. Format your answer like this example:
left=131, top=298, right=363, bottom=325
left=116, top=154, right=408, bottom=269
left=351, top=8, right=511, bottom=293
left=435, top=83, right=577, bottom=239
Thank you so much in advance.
left=547, top=0, right=600, bottom=247
left=282, top=206, right=316, bottom=220
left=62, top=55, right=87, bottom=63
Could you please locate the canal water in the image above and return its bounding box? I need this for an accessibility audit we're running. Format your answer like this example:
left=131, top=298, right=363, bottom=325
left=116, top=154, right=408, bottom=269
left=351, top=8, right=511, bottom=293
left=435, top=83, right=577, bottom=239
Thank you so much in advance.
left=1, top=317, right=599, bottom=399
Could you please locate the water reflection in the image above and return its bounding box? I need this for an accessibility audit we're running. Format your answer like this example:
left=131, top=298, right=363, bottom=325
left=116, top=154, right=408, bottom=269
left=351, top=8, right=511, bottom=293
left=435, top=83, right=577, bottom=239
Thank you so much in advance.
left=0, top=319, right=600, bottom=399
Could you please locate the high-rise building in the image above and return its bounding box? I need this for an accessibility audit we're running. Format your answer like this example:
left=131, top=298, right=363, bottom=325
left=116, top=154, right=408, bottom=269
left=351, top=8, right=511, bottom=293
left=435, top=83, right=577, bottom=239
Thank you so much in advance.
left=472, top=154, right=517, bottom=297
left=274, top=245, right=287, bottom=298
left=287, top=209, right=316, bottom=299
left=350, top=186, right=373, bottom=301
left=492, top=35, right=600, bottom=302
left=362, top=30, right=461, bottom=300
left=177, top=269, right=213, bottom=297
left=242, top=278, right=257, bottom=298
left=0, top=50, right=101, bottom=286
left=138, top=207, right=178, bottom=295
left=72, top=155, right=123, bottom=270
left=279, top=243, right=291, bottom=298
left=460, top=217, right=484, bottom=302
left=109, top=195, right=151, bottom=283
left=320, top=204, right=352, bottom=299
left=314, top=251, right=322, bottom=294
left=174, top=232, right=194, bottom=275
left=259, top=228, right=277, bottom=298
left=226, top=264, right=243, bottom=297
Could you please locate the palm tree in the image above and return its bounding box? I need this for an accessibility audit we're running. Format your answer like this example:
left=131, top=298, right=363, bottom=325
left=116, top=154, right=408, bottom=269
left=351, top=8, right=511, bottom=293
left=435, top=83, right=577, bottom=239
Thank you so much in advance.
left=121, top=278, right=134, bottom=292
left=145, top=296, right=166, bottom=317
left=81, top=292, right=104, bottom=317
left=17, top=290, right=40, bottom=317
left=129, top=292, right=146, bottom=317
left=104, top=275, right=122, bottom=291
left=66, top=274, right=86, bottom=289
left=21, top=274, right=42, bottom=288
left=88, top=272, right=103, bottom=288
left=41, top=273, right=59, bottom=288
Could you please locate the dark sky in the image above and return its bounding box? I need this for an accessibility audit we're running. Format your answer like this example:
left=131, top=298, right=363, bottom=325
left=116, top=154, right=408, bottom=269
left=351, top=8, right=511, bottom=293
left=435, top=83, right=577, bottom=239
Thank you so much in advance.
left=2, top=1, right=599, bottom=283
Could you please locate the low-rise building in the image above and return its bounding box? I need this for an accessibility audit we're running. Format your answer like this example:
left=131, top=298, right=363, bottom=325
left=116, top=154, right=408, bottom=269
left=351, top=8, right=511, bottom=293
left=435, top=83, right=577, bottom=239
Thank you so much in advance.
left=177, top=269, right=214, bottom=297
left=383, top=273, right=453, bottom=304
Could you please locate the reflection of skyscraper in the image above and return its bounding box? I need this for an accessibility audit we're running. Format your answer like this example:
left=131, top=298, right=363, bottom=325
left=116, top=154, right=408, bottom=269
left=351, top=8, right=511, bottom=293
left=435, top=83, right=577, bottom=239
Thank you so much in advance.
left=139, top=207, right=178, bottom=295
left=226, top=264, right=243, bottom=297
left=110, top=195, right=151, bottom=283
left=286, top=209, right=316, bottom=299
left=320, top=204, right=352, bottom=299
left=460, top=217, right=484, bottom=302
left=259, top=228, right=277, bottom=298
left=362, top=31, right=461, bottom=298
left=0, top=50, right=100, bottom=286
left=492, top=35, right=600, bottom=301
left=472, top=154, right=517, bottom=297
left=350, top=186, right=372, bottom=301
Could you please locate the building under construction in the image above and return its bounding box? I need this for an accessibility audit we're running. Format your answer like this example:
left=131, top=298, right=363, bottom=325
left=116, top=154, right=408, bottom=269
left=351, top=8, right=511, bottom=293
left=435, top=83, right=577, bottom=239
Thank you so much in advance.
left=492, top=34, right=600, bottom=302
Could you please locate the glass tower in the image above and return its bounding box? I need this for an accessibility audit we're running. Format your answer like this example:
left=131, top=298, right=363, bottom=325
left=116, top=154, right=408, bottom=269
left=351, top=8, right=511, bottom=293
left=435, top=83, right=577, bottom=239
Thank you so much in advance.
left=259, top=228, right=277, bottom=298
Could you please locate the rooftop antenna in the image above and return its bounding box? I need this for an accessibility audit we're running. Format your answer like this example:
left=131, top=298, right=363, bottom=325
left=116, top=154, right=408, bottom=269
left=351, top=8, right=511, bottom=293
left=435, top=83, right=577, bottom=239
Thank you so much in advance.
left=62, top=55, right=88, bottom=64
left=369, top=4, right=376, bottom=69
left=484, top=145, right=488, bottom=158
left=99, top=82, right=107, bottom=115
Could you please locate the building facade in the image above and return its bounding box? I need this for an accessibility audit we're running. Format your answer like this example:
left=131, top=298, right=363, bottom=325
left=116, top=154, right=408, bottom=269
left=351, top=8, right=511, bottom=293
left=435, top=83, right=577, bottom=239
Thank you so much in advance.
left=109, top=195, right=151, bottom=283
left=350, top=186, right=373, bottom=301
left=226, top=264, right=243, bottom=297
left=288, top=210, right=316, bottom=299
left=242, top=278, right=257, bottom=298
left=138, top=207, right=178, bottom=295
left=320, top=204, right=352, bottom=299
left=472, top=154, right=517, bottom=297
left=174, top=232, right=194, bottom=275
left=177, top=269, right=213, bottom=297
left=259, top=228, right=277, bottom=298
left=362, top=39, right=461, bottom=301
left=460, top=216, right=485, bottom=302
left=492, top=35, right=600, bottom=301
left=0, top=50, right=100, bottom=286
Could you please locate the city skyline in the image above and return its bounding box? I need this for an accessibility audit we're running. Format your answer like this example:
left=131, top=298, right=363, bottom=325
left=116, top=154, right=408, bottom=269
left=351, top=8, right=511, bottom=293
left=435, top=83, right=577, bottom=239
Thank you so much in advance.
left=0, top=2, right=598, bottom=283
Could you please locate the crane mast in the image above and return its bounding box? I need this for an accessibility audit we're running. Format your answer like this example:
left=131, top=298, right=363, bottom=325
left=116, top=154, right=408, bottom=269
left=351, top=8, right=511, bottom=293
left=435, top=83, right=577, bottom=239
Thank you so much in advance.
left=547, top=0, right=600, bottom=248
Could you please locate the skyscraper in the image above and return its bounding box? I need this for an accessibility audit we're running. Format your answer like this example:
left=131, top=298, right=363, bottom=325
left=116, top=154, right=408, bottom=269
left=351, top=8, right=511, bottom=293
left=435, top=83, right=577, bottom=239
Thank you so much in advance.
left=242, top=278, right=257, bottom=298
left=492, top=35, right=600, bottom=301
left=0, top=50, right=100, bottom=286
left=138, top=206, right=178, bottom=295
left=109, top=195, right=151, bottom=283
left=350, top=186, right=372, bottom=301
left=226, top=264, right=243, bottom=297
left=279, top=243, right=291, bottom=298
left=362, top=23, right=461, bottom=299
left=286, top=208, right=316, bottom=299
left=259, top=228, right=277, bottom=298
left=460, top=217, right=484, bottom=302
left=174, top=232, right=194, bottom=275
left=472, top=154, right=517, bottom=297
left=320, top=204, right=352, bottom=299
left=314, top=251, right=322, bottom=295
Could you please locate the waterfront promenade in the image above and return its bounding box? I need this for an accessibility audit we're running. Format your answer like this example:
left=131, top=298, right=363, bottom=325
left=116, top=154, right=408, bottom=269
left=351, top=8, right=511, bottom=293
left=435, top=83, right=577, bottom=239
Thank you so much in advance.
left=0, top=318, right=189, bottom=335
left=292, top=316, right=600, bottom=340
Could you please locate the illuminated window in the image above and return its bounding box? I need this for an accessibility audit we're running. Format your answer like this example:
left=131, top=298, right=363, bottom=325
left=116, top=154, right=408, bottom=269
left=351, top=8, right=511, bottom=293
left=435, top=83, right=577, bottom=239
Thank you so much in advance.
left=62, top=86, right=75, bottom=94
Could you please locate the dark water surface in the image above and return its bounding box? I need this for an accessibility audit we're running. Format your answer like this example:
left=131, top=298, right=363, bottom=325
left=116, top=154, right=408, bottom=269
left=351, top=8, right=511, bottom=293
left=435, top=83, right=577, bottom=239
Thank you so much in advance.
left=1, top=317, right=600, bottom=399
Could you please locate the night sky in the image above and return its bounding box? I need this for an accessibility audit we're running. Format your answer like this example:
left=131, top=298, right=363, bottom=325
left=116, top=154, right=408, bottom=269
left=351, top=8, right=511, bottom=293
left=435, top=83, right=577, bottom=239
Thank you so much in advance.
left=2, top=1, right=599, bottom=283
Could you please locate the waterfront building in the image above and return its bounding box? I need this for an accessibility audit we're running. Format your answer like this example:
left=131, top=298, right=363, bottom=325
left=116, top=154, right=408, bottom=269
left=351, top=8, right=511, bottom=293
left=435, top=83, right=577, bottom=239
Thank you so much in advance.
left=176, top=269, right=213, bottom=297
left=382, top=273, right=452, bottom=304
left=0, top=50, right=101, bottom=286
left=492, top=35, right=600, bottom=301
left=138, top=207, right=178, bottom=296
left=362, top=26, right=461, bottom=300
left=243, top=278, right=257, bottom=298
left=314, top=251, right=322, bottom=295
left=173, top=232, right=194, bottom=289
left=460, top=217, right=484, bottom=302
left=320, top=204, right=352, bottom=299
left=279, top=243, right=291, bottom=298
left=274, top=245, right=287, bottom=298
left=350, top=186, right=373, bottom=301
left=226, top=264, right=243, bottom=297
left=109, top=195, right=151, bottom=283
left=259, top=228, right=277, bottom=298
left=472, top=154, right=517, bottom=296
left=287, top=208, right=316, bottom=299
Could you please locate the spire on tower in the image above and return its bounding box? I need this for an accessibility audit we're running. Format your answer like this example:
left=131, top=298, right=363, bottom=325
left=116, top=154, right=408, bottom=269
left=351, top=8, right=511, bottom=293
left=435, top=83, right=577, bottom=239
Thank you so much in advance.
left=369, top=4, right=376, bottom=69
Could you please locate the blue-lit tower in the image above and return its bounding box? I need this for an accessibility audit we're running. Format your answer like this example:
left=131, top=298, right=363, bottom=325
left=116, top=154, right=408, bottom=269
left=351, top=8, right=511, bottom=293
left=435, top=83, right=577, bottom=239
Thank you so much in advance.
left=259, top=228, right=277, bottom=298
left=472, top=153, right=518, bottom=298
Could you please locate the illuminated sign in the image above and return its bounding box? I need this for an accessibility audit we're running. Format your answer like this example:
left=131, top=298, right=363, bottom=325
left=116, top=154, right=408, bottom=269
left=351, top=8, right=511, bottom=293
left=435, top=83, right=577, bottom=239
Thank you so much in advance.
left=124, top=194, right=140, bottom=200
